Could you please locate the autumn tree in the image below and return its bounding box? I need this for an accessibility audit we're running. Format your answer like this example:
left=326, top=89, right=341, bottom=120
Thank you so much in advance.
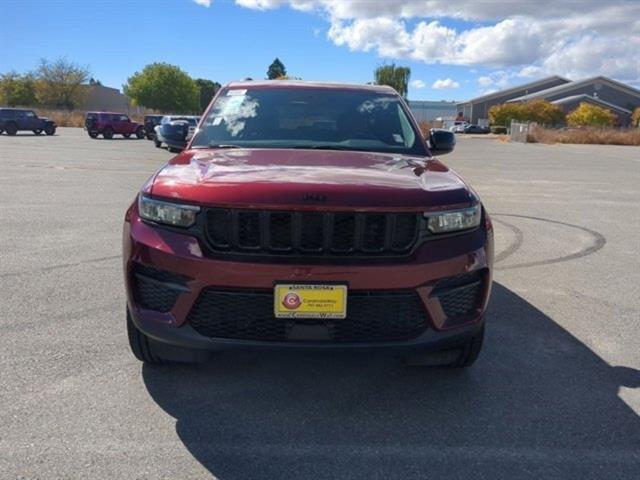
left=489, top=100, right=565, bottom=126
left=566, top=102, right=616, bottom=127
left=35, top=57, right=89, bottom=109
left=632, top=107, right=640, bottom=128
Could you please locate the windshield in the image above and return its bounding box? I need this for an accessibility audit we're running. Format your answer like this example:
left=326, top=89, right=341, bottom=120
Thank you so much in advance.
left=190, top=86, right=427, bottom=155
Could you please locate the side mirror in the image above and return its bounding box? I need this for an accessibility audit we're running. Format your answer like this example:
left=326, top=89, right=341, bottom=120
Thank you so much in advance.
left=428, top=129, right=456, bottom=155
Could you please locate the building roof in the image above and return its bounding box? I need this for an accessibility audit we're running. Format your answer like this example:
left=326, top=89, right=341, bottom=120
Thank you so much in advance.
left=550, top=94, right=633, bottom=115
left=507, top=76, right=640, bottom=102
left=457, top=75, right=571, bottom=106
left=226, top=80, right=396, bottom=93
left=408, top=100, right=457, bottom=107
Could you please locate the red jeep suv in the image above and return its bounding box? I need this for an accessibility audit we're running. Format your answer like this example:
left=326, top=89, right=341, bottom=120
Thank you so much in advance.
left=124, top=81, right=493, bottom=367
left=85, top=112, right=145, bottom=139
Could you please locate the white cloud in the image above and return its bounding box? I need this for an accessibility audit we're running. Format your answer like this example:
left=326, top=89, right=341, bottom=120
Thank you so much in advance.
left=193, top=0, right=211, bottom=6
left=432, top=78, right=460, bottom=89
left=410, top=79, right=427, bottom=89
left=232, top=0, right=640, bottom=82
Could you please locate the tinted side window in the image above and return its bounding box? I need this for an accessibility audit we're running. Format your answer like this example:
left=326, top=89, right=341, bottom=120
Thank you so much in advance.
left=0, top=110, right=14, bottom=119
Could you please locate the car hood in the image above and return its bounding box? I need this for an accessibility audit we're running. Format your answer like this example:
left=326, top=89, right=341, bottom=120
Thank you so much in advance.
left=148, top=148, right=477, bottom=210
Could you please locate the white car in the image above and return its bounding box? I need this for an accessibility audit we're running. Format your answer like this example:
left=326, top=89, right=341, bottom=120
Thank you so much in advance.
left=450, top=122, right=470, bottom=133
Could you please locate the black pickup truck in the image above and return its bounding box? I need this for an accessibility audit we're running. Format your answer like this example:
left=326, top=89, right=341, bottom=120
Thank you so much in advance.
left=0, top=108, right=57, bottom=135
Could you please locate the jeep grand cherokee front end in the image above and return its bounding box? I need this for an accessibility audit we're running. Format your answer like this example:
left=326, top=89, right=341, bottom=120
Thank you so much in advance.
left=124, top=81, right=493, bottom=367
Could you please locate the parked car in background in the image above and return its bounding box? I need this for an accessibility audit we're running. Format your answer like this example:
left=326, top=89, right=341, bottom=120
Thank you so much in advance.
left=450, top=121, right=469, bottom=133
left=462, top=124, right=490, bottom=134
left=0, top=108, right=56, bottom=136
left=144, top=115, right=164, bottom=140
left=154, top=115, right=200, bottom=152
left=124, top=81, right=493, bottom=368
left=84, top=112, right=145, bottom=139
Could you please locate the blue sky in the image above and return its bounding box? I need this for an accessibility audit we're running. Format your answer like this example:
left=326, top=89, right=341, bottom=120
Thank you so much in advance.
left=1, top=0, right=638, bottom=102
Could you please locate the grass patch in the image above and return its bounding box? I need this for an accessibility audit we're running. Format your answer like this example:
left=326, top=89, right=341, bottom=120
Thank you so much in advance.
left=528, top=126, right=640, bottom=146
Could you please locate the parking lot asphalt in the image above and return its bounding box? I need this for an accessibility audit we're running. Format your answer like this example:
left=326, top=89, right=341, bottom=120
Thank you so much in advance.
left=1, top=128, right=639, bottom=479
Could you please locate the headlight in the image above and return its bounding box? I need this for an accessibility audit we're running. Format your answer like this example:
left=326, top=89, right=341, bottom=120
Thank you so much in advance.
left=425, top=204, right=481, bottom=234
left=138, top=195, right=200, bottom=228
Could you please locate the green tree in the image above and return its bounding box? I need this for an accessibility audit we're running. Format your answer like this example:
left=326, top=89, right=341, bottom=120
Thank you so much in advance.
left=124, top=63, right=199, bottom=113
left=632, top=107, right=640, bottom=128
left=566, top=102, right=616, bottom=127
left=194, top=78, right=221, bottom=111
left=35, top=57, right=89, bottom=109
left=267, top=58, right=287, bottom=80
left=374, top=64, right=411, bottom=98
left=0, top=71, right=37, bottom=106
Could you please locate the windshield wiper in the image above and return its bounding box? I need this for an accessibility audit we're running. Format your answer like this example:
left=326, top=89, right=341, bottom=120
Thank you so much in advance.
left=292, top=144, right=352, bottom=151
left=207, top=143, right=243, bottom=149
left=189, top=143, right=243, bottom=149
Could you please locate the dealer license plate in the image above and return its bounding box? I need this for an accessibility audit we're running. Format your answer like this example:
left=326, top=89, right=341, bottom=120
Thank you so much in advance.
left=274, top=284, right=347, bottom=319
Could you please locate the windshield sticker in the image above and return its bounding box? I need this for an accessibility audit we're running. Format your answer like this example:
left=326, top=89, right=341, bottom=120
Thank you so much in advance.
left=220, top=95, right=246, bottom=116
left=212, top=116, right=223, bottom=126
left=393, top=133, right=404, bottom=143
left=227, top=89, right=247, bottom=96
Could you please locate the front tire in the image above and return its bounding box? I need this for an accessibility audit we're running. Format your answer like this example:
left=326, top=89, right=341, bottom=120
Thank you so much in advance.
left=123, top=133, right=131, bottom=138
left=127, top=309, right=167, bottom=365
left=103, top=127, right=114, bottom=139
left=44, top=124, right=56, bottom=136
left=154, top=138, right=162, bottom=148
left=33, top=129, right=43, bottom=135
left=5, top=122, right=18, bottom=135
left=135, top=127, right=145, bottom=139
left=88, top=131, right=98, bottom=138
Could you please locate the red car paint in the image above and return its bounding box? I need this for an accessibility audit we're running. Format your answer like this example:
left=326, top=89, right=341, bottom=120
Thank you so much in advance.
left=124, top=81, right=493, bottom=365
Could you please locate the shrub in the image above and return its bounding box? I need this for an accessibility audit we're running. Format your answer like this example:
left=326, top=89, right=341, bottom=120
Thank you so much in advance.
left=632, top=107, right=640, bottom=128
left=528, top=126, right=640, bottom=146
left=489, top=100, right=565, bottom=127
left=490, top=126, right=507, bottom=134
left=566, top=102, right=615, bottom=127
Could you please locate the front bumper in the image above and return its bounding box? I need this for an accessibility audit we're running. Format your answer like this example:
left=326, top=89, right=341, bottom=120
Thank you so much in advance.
left=124, top=205, right=493, bottom=353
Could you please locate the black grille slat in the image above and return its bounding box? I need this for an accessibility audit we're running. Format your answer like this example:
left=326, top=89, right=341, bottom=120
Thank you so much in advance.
left=392, top=214, right=418, bottom=250
left=188, top=289, right=428, bottom=343
left=300, top=212, right=324, bottom=251
left=269, top=212, right=293, bottom=250
left=362, top=214, right=387, bottom=252
left=204, top=209, right=420, bottom=257
left=237, top=212, right=261, bottom=249
left=206, top=209, right=232, bottom=247
left=330, top=213, right=356, bottom=252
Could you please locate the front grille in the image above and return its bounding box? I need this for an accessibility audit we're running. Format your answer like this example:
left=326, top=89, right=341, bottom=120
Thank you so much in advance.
left=132, top=264, right=189, bottom=312
left=204, top=209, right=420, bottom=257
left=187, top=289, right=428, bottom=343
left=431, top=271, right=484, bottom=318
